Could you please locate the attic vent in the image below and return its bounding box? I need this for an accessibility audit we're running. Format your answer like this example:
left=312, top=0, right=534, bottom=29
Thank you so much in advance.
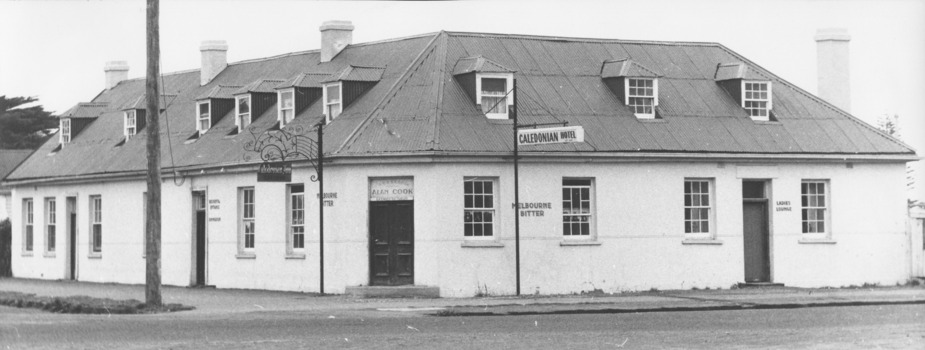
left=600, top=59, right=660, bottom=119
left=452, top=56, right=516, bottom=120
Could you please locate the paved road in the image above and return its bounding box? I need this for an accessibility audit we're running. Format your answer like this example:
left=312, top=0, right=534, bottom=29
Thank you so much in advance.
left=1, top=304, right=922, bottom=349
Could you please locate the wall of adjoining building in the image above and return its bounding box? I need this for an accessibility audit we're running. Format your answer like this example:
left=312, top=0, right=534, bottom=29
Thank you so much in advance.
left=9, top=160, right=911, bottom=297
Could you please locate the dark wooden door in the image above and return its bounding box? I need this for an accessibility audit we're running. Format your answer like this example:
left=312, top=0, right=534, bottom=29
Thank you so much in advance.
left=369, top=201, right=414, bottom=286
left=743, top=200, right=770, bottom=282
left=69, top=212, right=76, bottom=280
left=195, top=210, right=206, bottom=285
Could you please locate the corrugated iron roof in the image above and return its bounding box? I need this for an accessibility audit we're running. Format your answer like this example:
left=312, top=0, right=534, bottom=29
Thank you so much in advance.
left=233, top=79, right=286, bottom=95
left=601, top=59, right=659, bottom=78
left=59, top=102, right=109, bottom=119
left=5, top=30, right=915, bottom=183
left=452, top=56, right=516, bottom=75
left=121, top=94, right=178, bottom=110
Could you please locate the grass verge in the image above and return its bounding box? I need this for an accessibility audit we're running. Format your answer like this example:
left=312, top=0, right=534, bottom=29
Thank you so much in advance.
left=0, top=291, right=193, bottom=314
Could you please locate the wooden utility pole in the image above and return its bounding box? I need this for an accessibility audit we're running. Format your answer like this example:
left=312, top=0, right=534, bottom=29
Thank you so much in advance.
left=144, top=0, right=163, bottom=307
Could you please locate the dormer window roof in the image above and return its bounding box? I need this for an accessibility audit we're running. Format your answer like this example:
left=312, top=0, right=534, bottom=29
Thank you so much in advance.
left=57, top=102, right=109, bottom=145
left=715, top=62, right=774, bottom=121
left=318, top=65, right=385, bottom=124
left=119, top=94, right=172, bottom=140
left=601, top=59, right=660, bottom=119
left=275, top=73, right=327, bottom=128
left=230, top=79, right=284, bottom=133
left=452, top=56, right=516, bottom=120
left=194, top=85, right=239, bottom=134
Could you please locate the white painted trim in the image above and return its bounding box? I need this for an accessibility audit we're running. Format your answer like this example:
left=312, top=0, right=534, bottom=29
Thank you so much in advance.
left=123, top=110, right=137, bottom=139
left=278, top=89, right=295, bottom=128
left=742, top=80, right=772, bottom=121
left=624, top=77, right=657, bottom=119
left=323, top=82, right=343, bottom=123
left=196, top=101, right=211, bottom=133
left=476, top=73, right=514, bottom=120
left=59, top=118, right=71, bottom=144
left=235, top=94, right=251, bottom=133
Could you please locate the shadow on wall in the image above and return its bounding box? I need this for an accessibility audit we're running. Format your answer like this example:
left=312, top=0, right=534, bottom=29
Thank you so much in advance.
left=0, top=219, right=10, bottom=277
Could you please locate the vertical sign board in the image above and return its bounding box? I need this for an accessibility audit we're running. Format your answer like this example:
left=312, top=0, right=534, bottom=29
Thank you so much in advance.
left=517, top=126, right=584, bottom=146
left=369, top=178, right=414, bottom=201
left=257, top=162, right=292, bottom=182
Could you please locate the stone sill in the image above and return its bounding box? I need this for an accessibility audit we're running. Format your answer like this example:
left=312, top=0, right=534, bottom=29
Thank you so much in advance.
left=21, top=252, right=33, bottom=257
left=682, top=239, right=724, bottom=245
left=43, top=252, right=57, bottom=258
left=798, top=238, right=837, bottom=245
left=88, top=254, right=102, bottom=259
left=285, top=254, right=306, bottom=260
left=236, top=254, right=257, bottom=259
left=559, top=240, right=603, bottom=247
left=462, top=240, right=504, bottom=248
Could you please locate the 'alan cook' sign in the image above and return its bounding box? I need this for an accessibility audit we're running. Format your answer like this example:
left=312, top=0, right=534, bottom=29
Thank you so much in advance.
left=369, top=178, right=414, bottom=201
left=518, top=126, right=585, bottom=146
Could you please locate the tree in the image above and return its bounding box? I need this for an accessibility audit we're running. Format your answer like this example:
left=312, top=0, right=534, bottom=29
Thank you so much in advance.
left=876, top=114, right=919, bottom=208
left=0, top=96, right=58, bottom=149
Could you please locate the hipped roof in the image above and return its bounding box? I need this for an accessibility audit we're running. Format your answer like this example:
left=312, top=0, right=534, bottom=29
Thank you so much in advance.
left=5, top=31, right=915, bottom=183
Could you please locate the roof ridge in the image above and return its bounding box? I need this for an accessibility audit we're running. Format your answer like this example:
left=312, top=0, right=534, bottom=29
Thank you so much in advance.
left=227, top=32, right=440, bottom=67
left=713, top=43, right=916, bottom=153
left=334, top=32, right=443, bottom=154
left=444, top=31, right=723, bottom=47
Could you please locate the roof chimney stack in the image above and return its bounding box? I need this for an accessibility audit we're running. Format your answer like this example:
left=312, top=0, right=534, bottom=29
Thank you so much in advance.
left=815, top=28, right=851, bottom=112
left=200, top=40, right=228, bottom=86
left=320, top=20, right=354, bottom=63
left=103, top=61, right=129, bottom=89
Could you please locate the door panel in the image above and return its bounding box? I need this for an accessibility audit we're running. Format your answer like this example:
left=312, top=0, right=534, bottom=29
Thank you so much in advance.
left=743, top=201, right=770, bottom=282
left=369, top=201, right=414, bottom=286
left=195, top=210, right=206, bottom=285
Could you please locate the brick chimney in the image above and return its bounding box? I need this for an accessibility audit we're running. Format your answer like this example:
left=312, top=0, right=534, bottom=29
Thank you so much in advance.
left=815, top=28, right=851, bottom=112
left=103, top=61, right=129, bottom=89
left=320, top=20, right=354, bottom=63
left=200, top=40, right=228, bottom=86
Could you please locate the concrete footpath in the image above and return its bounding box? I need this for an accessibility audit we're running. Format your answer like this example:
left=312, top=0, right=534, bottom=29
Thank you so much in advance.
left=1, top=277, right=923, bottom=316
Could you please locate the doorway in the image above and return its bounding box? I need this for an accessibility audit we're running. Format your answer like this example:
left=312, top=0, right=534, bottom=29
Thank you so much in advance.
left=66, top=197, right=77, bottom=280
left=192, top=191, right=207, bottom=286
left=742, top=180, right=771, bottom=283
left=369, top=201, right=414, bottom=286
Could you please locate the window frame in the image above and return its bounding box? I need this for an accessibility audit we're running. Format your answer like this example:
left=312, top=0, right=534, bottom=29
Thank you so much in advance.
left=561, top=178, right=596, bottom=239
left=124, top=110, right=137, bottom=139
left=89, top=195, right=102, bottom=255
left=322, top=82, right=343, bottom=123
left=278, top=89, right=295, bottom=128
left=683, top=178, right=716, bottom=239
left=463, top=177, right=498, bottom=239
left=801, top=180, right=830, bottom=237
left=196, top=101, right=211, bottom=133
left=235, top=95, right=252, bottom=133
left=286, top=184, right=306, bottom=256
left=60, top=118, right=71, bottom=144
left=476, top=73, right=514, bottom=120
left=23, top=198, right=33, bottom=254
left=742, top=81, right=772, bottom=121
left=238, top=187, right=256, bottom=256
left=44, top=197, right=56, bottom=254
left=625, top=78, right=659, bottom=119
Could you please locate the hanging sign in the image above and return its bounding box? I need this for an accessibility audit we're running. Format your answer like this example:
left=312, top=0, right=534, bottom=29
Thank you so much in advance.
left=517, top=126, right=585, bottom=146
left=257, top=161, right=292, bottom=182
left=369, top=178, right=414, bottom=201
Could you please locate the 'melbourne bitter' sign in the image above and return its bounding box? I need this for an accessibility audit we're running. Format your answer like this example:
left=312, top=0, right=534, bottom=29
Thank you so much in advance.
left=257, top=161, right=292, bottom=182
left=517, top=126, right=585, bottom=146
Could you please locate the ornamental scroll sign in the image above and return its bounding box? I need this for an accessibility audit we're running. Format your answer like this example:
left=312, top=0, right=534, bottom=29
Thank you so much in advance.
left=242, top=124, right=320, bottom=182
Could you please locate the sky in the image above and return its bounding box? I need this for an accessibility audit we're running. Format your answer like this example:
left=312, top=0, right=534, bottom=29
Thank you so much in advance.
left=1, top=0, right=924, bottom=200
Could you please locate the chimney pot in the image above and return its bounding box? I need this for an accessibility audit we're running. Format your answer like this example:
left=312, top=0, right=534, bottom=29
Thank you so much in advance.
left=815, top=28, right=851, bottom=112
left=200, top=40, right=228, bottom=86
left=320, top=20, right=354, bottom=63
left=103, top=61, right=129, bottom=89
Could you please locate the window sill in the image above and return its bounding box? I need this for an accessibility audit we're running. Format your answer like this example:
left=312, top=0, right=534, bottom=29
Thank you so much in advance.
left=21, top=252, right=33, bottom=257
left=236, top=254, right=256, bottom=259
left=43, top=252, right=57, bottom=258
left=559, top=240, right=603, bottom=247
left=798, top=238, right=837, bottom=245
left=682, top=239, right=723, bottom=245
left=88, top=254, right=102, bottom=259
left=285, top=254, right=306, bottom=260
left=462, top=240, right=504, bottom=248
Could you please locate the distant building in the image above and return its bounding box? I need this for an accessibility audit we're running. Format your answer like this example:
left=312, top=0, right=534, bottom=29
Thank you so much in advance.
left=3, top=22, right=917, bottom=297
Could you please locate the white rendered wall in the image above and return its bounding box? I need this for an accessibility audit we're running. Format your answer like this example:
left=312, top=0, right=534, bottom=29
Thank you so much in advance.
left=9, top=160, right=911, bottom=297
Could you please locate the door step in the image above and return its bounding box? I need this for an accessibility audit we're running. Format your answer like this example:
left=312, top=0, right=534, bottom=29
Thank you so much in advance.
left=345, top=285, right=440, bottom=298
left=737, top=282, right=785, bottom=288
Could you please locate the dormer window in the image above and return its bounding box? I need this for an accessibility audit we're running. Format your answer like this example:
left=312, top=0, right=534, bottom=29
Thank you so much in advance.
left=197, top=101, right=211, bottom=133
left=60, top=118, right=71, bottom=144
left=743, top=81, right=771, bottom=120
left=323, top=82, right=342, bottom=123
left=626, top=78, right=658, bottom=119
left=124, top=110, right=137, bottom=139
left=477, top=74, right=514, bottom=119
left=236, top=95, right=251, bottom=132
left=278, top=89, right=295, bottom=127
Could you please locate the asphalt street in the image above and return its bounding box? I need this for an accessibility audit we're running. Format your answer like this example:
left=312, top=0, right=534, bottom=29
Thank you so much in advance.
left=1, top=303, right=923, bottom=349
